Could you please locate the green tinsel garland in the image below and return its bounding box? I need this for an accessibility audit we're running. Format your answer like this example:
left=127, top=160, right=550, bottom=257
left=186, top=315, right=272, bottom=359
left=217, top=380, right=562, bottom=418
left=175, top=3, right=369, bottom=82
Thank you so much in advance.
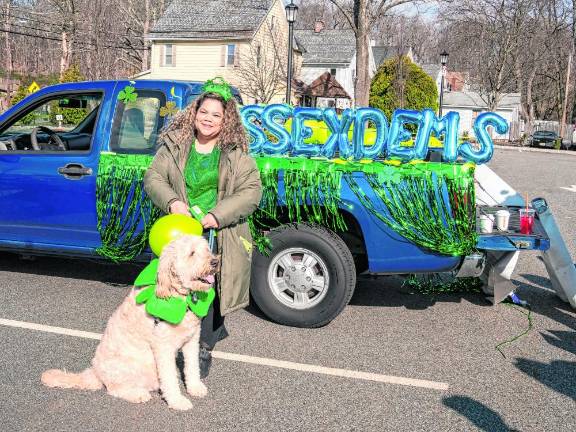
left=96, top=152, right=161, bottom=262
left=252, top=157, right=347, bottom=233
left=95, top=154, right=477, bottom=261
left=344, top=162, right=477, bottom=256
left=252, top=158, right=477, bottom=257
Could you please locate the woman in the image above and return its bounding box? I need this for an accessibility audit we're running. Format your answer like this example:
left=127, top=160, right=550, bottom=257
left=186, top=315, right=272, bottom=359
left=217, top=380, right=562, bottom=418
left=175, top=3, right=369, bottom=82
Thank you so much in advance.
left=144, top=80, right=262, bottom=377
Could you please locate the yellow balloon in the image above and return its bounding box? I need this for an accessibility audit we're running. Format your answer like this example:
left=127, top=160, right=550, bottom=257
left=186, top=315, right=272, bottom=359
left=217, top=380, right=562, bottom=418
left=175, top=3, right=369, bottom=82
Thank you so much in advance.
left=149, top=214, right=203, bottom=256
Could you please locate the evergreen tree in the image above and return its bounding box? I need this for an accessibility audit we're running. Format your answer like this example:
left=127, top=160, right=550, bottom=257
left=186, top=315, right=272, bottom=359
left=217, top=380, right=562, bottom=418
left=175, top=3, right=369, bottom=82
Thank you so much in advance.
left=59, top=64, right=85, bottom=83
left=370, top=56, right=438, bottom=120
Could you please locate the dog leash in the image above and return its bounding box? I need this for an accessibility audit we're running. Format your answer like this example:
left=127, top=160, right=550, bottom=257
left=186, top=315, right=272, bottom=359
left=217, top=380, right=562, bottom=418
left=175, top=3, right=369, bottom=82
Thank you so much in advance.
left=208, top=228, right=216, bottom=252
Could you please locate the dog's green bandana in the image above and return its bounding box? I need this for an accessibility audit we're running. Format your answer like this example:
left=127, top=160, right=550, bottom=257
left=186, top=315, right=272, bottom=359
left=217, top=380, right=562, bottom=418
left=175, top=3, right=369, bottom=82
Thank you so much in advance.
left=134, top=259, right=215, bottom=324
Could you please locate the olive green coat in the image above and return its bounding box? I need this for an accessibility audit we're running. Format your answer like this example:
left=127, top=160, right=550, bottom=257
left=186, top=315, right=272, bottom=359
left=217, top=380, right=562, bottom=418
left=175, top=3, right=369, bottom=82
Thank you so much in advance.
left=143, top=132, right=262, bottom=315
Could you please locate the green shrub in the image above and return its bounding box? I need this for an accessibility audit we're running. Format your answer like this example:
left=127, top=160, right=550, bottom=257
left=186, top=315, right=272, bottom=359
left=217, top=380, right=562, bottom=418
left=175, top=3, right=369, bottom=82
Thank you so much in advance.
left=9, top=84, right=36, bottom=124
left=369, top=56, right=439, bottom=120
left=50, top=64, right=87, bottom=126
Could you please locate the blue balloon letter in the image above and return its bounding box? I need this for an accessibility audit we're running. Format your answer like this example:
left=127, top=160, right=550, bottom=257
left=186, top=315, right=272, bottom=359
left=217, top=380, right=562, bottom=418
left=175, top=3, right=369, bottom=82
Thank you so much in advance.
left=387, top=109, right=421, bottom=161
left=291, top=107, right=323, bottom=157
left=460, top=112, right=508, bottom=164
left=354, top=108, right=388, bottom=160
left=261, top=104, right=293, bottom=155
left=322, top=109, right=355, bottom=159
left=415, top=110, right=460, bottom=162
left=240, top=105, right=266, bottom=154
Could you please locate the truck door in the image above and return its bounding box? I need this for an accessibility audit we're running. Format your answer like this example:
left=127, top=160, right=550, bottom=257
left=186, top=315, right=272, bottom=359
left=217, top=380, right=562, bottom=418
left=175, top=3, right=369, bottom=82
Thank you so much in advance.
left=0, top=87, right=111, bottom=250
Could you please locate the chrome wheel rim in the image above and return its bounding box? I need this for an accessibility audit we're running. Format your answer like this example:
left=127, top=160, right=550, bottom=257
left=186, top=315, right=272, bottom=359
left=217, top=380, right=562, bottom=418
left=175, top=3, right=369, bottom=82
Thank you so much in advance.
left=267, top=248, right=329, bottom=310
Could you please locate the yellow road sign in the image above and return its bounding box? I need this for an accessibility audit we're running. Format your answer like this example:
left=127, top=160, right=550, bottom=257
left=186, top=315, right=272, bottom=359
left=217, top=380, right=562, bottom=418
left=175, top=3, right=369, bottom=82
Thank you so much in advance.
left=28, top=81, right=40, bottom=94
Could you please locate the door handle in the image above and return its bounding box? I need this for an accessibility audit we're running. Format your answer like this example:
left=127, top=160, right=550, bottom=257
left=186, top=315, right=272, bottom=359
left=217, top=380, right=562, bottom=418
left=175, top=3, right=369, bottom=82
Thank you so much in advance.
left=57, top=163, right=93, bottom=179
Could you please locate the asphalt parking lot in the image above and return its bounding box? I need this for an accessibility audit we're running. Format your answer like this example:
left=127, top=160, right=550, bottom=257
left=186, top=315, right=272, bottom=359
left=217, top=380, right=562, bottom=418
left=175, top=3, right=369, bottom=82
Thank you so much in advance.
left=0, top=148, right=575, bottom=432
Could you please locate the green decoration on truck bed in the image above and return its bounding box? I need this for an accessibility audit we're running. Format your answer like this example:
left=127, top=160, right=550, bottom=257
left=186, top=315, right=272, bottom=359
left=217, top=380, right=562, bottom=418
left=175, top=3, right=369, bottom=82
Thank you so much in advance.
left=95, top=153, right=477, bottom=261
left=96, top=152, right=161, bottom=262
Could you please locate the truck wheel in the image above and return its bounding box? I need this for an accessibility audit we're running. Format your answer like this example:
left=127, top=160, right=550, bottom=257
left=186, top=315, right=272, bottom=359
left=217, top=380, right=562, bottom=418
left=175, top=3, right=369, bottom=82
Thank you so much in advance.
left=250, top=223, right=356, bottom=328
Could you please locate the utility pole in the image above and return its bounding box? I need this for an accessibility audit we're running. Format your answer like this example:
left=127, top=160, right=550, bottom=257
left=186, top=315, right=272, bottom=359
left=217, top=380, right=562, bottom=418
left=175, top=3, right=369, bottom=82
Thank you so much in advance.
left=560, top=51, right=573, bottom=142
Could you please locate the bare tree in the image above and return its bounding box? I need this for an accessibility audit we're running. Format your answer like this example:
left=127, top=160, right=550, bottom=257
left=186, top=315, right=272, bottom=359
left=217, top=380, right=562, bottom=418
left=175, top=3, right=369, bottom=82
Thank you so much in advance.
left=438, top=0, right=574, bottom=131
left=372, top=13, right=438, bottom=64
left=0, top=0, right=170, bottom=83
left=45, top=0, right=79, bottom=79
left=236, top=42, right=287, bottom=103
left=439, top=0, right=529, bottom=112
left=119, top=0, right=167, bottom=72
left=326, top=0, right=424, bottom=106
left=2, top=1, right=14, bottom=80
left=297, top=0, right=349, bottom=30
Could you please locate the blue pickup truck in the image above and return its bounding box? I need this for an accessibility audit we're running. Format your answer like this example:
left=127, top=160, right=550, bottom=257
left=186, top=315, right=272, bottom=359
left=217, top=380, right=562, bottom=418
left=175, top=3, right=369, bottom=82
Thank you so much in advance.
left=0, top=80, right=550, bottom=327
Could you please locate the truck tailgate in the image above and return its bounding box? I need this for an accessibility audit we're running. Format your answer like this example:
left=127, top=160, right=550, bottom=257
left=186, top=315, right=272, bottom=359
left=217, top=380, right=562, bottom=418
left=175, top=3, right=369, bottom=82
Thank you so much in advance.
left=476, top=206, right=550, bottom=251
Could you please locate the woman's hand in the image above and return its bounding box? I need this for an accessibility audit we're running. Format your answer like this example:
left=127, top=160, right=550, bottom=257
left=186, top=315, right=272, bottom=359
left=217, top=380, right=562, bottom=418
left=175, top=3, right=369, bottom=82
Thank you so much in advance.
left=201, top=213, right=219, bottom=229
left=169, top=200, right=191, bottom=217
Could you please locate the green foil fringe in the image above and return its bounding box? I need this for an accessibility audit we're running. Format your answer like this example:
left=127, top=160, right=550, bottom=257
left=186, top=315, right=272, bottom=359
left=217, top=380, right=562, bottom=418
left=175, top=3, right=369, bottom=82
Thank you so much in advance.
left=253, top=157, right=347, bottom=233
left=96, top=152, right=161, bottom=262
left=95, top=154, right=477, bottom=261
left=344, top=162, right=477, bottom=256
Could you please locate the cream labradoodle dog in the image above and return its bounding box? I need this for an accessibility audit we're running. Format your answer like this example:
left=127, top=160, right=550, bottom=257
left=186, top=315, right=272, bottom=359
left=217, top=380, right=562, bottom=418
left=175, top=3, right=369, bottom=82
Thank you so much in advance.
left=41, top=235, right=219, bottom=411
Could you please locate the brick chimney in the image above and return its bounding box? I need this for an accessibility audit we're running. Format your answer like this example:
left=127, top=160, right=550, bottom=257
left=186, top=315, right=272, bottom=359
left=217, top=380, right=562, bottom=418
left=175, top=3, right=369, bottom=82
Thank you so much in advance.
left=314, top=20, right=325, bottom=33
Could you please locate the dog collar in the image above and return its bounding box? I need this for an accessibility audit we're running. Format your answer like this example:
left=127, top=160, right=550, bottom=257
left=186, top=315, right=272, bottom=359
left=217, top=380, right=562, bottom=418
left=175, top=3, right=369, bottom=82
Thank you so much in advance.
left=134, top=259, right=216, bottom=324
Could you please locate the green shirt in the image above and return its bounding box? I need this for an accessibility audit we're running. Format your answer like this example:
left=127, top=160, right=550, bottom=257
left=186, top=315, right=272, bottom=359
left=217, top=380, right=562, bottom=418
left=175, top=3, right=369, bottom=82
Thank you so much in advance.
left=184, top=143, right=220, bottom=220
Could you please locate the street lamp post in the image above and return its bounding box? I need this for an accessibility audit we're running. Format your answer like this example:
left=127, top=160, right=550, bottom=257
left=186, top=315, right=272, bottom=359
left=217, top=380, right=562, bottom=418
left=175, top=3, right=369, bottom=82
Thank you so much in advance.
left=285, top=1, right=298, bottom=104
left=439, top=50, right=449, bottom=117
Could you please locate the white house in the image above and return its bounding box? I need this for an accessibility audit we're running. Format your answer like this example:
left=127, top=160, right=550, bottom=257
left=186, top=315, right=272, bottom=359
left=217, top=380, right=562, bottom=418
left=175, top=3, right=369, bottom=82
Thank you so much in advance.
left=442, top=91, right=522, bottom=140
left=295, top=22, right=376, bottom=107
left=136, top=0, right=302, bottom=104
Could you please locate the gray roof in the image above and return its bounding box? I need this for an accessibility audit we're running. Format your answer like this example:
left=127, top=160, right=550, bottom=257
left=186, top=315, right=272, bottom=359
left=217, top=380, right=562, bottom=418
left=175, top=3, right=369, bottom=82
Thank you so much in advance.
left=420, top=63, right=441, bottom=82
left=372, top=45, right=409, bottom=67
left=149, top=0, right=274, bottom=40
left=294, top=29, right=356, bottom=65
left=443, top=91, right=521, bottom=109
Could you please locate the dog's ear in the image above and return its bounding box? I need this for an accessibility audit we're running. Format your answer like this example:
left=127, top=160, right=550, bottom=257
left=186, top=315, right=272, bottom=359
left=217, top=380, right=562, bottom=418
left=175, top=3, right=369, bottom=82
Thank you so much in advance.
left=156, top=244, right=177, bottom=298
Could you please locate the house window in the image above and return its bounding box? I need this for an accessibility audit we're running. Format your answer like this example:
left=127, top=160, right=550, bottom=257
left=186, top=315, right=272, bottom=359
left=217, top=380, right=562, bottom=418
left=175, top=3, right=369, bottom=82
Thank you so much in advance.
left=256, top=45, right=262, bottom=67
left=163, top=44, right=174, bottom=66
left=330, top=68, right=336, bottom=76
left=227, top=44, right=236, bottom=66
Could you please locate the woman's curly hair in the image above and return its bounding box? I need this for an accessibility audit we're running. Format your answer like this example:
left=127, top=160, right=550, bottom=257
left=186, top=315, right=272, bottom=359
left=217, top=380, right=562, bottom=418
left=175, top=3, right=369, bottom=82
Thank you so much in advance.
left=160, top=92, right=249, bottom=152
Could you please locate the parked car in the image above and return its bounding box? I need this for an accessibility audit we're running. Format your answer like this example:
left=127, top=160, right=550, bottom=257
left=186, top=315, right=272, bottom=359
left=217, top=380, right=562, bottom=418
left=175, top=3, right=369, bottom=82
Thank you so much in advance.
left=530, top=130, right=559, bottom=148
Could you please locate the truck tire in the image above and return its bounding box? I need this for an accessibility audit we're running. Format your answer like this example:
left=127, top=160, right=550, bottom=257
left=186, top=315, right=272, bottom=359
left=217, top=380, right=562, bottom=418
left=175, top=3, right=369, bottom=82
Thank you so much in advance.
left=250, top=223, right=356, bottom=328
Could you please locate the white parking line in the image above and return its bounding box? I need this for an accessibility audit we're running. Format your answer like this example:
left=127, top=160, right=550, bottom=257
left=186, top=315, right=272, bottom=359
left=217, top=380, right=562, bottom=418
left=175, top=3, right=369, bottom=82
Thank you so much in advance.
left=560, top=185, right=576, bottom=193
left=0, top=317, right=449, bottom=391
left=0, top=318, right=102, bottom=340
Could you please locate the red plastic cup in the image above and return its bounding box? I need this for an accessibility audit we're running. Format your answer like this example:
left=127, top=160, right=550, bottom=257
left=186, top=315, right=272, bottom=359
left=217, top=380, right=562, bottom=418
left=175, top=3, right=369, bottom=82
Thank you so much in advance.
left=519, top=208, right=535, bottom=234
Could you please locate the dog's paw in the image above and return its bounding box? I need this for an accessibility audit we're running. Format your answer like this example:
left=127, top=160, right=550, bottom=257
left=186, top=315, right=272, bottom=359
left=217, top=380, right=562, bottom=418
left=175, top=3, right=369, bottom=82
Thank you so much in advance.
left=167, top=395, right=193, bottom=411
left=187, top=381, right=208, bottom=398
left=108, top=388, right=151, bottom=404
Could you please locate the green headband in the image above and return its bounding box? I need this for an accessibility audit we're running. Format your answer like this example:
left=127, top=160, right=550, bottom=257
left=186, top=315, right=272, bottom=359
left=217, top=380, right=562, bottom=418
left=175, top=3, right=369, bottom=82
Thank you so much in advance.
left=202, top=77, right=233, bottom=102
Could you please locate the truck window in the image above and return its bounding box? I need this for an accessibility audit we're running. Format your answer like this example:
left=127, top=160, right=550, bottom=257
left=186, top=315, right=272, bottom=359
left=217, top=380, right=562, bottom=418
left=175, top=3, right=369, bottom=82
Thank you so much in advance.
left=110, top=90, right=166, bottom=154
left=0, top=93, right=102, bottom=152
